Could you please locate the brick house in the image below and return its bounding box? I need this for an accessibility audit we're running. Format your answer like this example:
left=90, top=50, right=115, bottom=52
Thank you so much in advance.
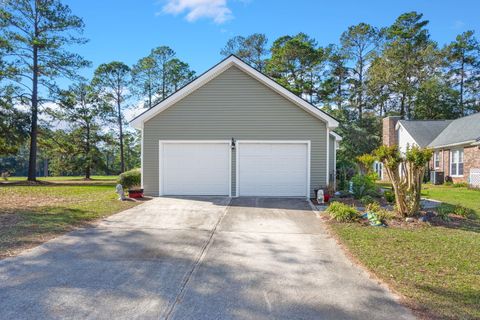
left=381, top=113, right=480, bottom=186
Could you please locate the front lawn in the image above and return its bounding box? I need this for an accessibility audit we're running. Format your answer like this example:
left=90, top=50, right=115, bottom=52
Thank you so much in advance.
left=0, top=184, right=139, bottom=259
left=422, top=184, right=480, bottom=218
left=327, top=183, right=480, bottom=319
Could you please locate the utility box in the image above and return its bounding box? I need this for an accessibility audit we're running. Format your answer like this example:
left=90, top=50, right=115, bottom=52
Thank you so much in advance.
left=430, top=171, right=444, bottom=185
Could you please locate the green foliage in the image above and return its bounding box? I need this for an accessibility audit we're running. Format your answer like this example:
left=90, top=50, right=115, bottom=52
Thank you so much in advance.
left=453, top=182, right=469, bottom=188
left=131, top=46, right=195, bottom=109
left=351, top=174, right=377, bottom=199
left=326, top=202, right=360, bottom=222
left=220, top=33, right=269, bottom=71
left=365, top=202, right=396, bottom=222
left=266, top=33, right=328, bottom=100
left=357, top=153, right=376, bottom=175
left=360, top=195, right=376, bottom=206
left=117, top=169, right=141, bottom=190
left=436, top=204, right=453, bottom=221
left=384, top=190, right=395, bottom=203
left=437, top=203, right=476, bottom=219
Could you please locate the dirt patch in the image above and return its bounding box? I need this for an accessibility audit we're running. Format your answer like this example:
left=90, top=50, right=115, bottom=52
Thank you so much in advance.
left=0, top=194, right=71, bottom=211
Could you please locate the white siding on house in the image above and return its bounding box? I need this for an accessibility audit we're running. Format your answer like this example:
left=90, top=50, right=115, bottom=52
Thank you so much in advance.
left=397, top=124, right=418, bottom=154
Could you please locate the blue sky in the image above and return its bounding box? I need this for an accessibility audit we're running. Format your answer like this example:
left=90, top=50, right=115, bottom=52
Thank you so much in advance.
left=65, top=0, right=480, bottom=78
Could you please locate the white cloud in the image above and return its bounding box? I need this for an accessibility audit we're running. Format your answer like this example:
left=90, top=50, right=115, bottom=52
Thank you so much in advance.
left=161, top=0, right=233, bottom=24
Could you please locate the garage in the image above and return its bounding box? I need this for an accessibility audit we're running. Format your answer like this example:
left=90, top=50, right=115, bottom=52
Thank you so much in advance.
left=159, top=141, right=231, bottom=196
left=236, top=141, right=310, bottom=197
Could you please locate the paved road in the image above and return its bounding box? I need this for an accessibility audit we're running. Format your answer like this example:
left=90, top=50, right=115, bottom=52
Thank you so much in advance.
left=0, top=197, right=414, bottom=320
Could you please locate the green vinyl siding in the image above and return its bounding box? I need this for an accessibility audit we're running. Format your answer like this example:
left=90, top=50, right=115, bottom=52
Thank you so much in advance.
left=142, top=66, right=328, bottom=197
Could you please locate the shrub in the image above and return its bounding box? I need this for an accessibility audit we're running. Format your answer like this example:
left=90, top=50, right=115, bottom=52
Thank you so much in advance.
left=351, top=174, right=376, bottom=199
left=453, top=182, right=468, bottom=188
left=360, top=195, right=376, bottom=206
left=326, top=202, right=360, bottom=222
left=436, top=204, right=453, bottom=221
left=117, top=169, right=141, bottom=190
left=384, top=190, right=395, bottom=203
left=365, top=202, right=381, bottom=213
left=453, top=205, right=476, bottom=219
left=365, top=202, right=396, bottom=222
left=375, top=209, right=396, bottom=222
left=435, top=203, right=476, bottom=220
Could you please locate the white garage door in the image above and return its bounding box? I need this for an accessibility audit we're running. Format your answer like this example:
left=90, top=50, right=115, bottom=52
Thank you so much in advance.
left=237, top=141, right=309, bottom=197
left=160, top=141, right=230, bottom=196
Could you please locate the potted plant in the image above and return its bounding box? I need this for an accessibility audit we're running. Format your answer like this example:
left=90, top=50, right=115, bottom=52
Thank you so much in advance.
left=118, top=169, right=143, bottom=198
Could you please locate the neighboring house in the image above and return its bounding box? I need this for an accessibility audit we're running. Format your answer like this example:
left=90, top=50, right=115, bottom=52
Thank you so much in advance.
left=130, top=55, right=340, bottom=197
left=382, top=113, right=480, bottom=185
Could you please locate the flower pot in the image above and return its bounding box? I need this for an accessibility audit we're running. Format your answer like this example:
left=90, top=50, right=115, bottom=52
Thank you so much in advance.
left=128, top=188, right=144, bottom=198
left=324, top=194, right=331, bottom=203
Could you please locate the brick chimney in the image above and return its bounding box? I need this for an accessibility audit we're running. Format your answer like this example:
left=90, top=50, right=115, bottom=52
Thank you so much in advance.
left=382, top=116, right=401, bottom=146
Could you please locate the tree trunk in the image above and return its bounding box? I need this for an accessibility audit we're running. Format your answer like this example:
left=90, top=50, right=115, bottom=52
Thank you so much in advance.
left=400, top=92, right=406, bottom=119
left=460, top=53, right=465, bottom=116
left=85, top=123, right=91, bottom=179
left=27, top=44, right=39, bottom=181
left=117, top=99, right=125, bottom=173
left=358, top=59, right=364, bottom=120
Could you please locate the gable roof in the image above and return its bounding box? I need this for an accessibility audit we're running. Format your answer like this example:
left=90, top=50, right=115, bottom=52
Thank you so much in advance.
left=130, top=55, right=338, bottom=129
left=397, top=120, right=452, bottom=147
left=428, top=112, right=480, bottom=148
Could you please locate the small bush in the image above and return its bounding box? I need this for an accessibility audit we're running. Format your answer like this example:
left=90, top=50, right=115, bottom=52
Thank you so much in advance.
left=365, top=202, right=381, bottom=213
left=117, top=169, right=141, bottom=190
left=351, top=174, right=377, bottom=199
left=435, top=203, right=476, bottom=220
left=453, top=182, right=468, bottom=188
left=453, top=205, right=476, bottom=219
left=436, top=204, right=453, bottom=221
left=326, top=202, right=360, bottom=222
left=376, top=209, right=396, bottom=222
left=360, top=195, right=376, bottom=206
left=384, top=190, right=395, bottom=203
left=365, top=202, right=395, bottom=222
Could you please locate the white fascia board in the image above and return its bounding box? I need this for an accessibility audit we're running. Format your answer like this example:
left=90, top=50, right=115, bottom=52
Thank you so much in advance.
left=431, top=140, right=476, bottom=149
left=329, top=131, right=342, bottom=141
left=130, top=56, right=338, bottom=129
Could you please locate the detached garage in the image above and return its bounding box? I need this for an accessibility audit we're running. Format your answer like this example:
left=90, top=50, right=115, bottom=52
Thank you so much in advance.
left=130, top=55, right=340, bottom=198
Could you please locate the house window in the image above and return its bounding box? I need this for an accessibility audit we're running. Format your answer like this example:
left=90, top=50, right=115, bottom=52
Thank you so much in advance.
left=450, top=149, right=464, bottom=177
left=434, top=151, right=440, bottom=169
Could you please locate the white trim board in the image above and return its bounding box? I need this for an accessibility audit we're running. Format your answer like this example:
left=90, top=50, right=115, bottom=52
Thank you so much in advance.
left=235, top=140, right=311, bottom=198
left=130, top=55, right=338, bottom=129
left=158, top=140, right=232, bottom=197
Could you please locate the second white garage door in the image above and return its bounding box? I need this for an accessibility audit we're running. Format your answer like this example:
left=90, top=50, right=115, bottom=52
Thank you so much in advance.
left=160, top=141, right=230, bottom=196
left=236, top=141, right=310, bottom=197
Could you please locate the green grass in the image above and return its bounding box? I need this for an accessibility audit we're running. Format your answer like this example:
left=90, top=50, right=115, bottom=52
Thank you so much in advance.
left=4, top=175, right=117, bottom=181
left=422, top=184, right=480, bottom=218
left=330, top=222, right=479, bottom=319
left=0, top=184, right=138, bottom=258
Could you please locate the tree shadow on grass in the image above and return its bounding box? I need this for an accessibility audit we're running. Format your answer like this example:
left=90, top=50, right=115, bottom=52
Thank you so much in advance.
left=413, top=283, right=480, bottom=320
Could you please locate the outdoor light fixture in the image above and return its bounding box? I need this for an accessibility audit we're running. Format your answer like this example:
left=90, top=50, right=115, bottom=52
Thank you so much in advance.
left=231, top=137, right=236, bottom=149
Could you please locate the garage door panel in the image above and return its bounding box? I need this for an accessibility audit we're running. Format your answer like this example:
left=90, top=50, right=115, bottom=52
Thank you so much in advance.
left=238, top=142, right=308, bottom=197
left=161, top=142, right=230, bottom=196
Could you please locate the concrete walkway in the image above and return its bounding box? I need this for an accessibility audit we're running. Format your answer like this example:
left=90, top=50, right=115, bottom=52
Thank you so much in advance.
left=0, top=197, right=414, bottom=320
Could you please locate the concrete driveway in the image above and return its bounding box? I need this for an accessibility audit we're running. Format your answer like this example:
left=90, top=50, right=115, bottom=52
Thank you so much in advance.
left=0, top=197, right=414, bottom=320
